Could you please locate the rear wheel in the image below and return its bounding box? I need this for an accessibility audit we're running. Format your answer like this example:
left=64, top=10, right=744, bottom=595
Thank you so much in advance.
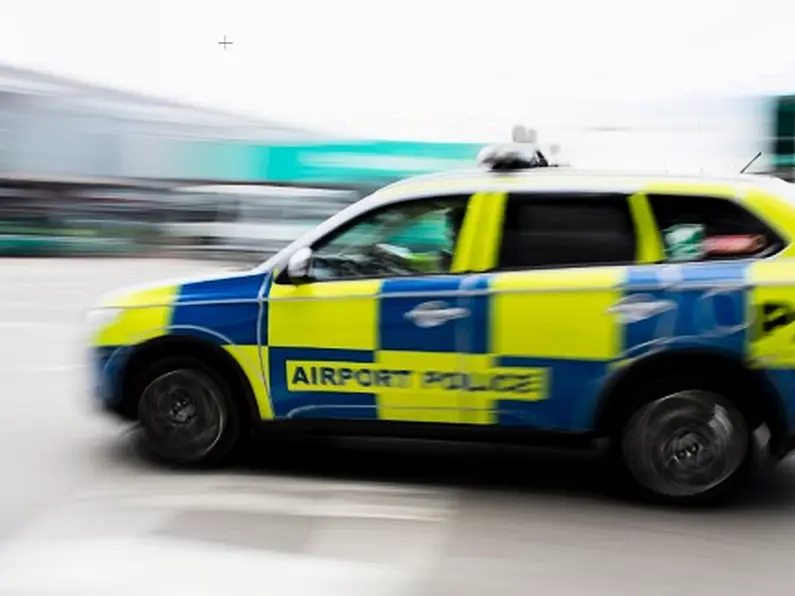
left=616, top=380, right=754, bottom=505
left=135, top=356, right=242, bottom=467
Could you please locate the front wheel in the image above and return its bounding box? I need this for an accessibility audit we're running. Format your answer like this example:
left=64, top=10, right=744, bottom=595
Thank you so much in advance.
left=136, top=357, right=242, bottom=467
left=618, top=386, right=753, bottom=505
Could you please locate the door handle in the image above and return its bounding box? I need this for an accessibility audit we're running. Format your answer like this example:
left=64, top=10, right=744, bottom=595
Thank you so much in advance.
left=607, top=294, right=676, bottom=324
left=405, top=301, right=469, bottom=328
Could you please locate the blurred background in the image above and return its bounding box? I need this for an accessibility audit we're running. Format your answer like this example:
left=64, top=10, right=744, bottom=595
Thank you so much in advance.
left=0, top=62, right=791, bottom=262
left=0, top=0, right=795, bottom=264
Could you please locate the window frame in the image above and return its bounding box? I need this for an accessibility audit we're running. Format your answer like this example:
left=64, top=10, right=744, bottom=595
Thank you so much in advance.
left=491, top=191, right=641, bottom=273
left=273, top=193, right=474, bottom=285
left=647, top=193, right=787, bottom=263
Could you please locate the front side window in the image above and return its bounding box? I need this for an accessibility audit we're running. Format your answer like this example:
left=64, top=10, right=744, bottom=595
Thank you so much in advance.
left=308, top=195, right=469, bottom=281
left=496, top=193, right=637, bottom=270
left=649, top=194, right=783, bottom=262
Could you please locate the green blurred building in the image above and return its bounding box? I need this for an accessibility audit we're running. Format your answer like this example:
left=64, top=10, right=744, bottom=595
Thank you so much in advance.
left=773, top=95, right=795, bottom=181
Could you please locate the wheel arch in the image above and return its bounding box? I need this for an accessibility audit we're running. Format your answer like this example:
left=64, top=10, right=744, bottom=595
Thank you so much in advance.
left=117, top=334, right=261, bottom=425
left=593, top=348, right=789, bottom=455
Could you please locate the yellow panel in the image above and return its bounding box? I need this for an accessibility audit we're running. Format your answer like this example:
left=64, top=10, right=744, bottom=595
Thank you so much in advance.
left=472, top=192, right=508, bottom=272
left=628, top=192, right=664, bottom=264
left=747, top=260, right=795, bottom=366
left=374, top=351, right=462, bottom=423
left=459, top=354, right=551, bottom=425
left=95, top=284, right=179, bottom=347
left=97, top=283, right=177, bottom=309
left=268, top=279, right=379, bottom=350
left=452, top=191, right=506, bottom=273
left=744, top=188, right=795, bottom=258
left=451, top=193, right=487, bottom=273
left=490, top=268, right=624, bottom=360
left=492, top=266, right=624, bottom=291
left=748, top=259, right=795, bottom=285
left=641, top=181, right=737, bottom=197
left=223, top=345, right=272, bottom=420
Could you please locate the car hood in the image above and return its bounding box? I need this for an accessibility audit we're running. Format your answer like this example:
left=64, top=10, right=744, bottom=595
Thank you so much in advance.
left=93, top=266, right=265, bottom=309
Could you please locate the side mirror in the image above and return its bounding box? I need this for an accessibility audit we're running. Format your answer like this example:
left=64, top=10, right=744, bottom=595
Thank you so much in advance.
left=286, top=247, right=313, bottom=283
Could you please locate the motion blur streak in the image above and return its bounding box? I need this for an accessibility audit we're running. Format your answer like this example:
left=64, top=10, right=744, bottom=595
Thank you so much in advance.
left=0, top=61, right=794, bottom=265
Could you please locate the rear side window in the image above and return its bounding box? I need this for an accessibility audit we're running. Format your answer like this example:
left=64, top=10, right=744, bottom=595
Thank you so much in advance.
left=648, top=194, right=784, bottom=262
left=496, top=193, right=637, bottom=270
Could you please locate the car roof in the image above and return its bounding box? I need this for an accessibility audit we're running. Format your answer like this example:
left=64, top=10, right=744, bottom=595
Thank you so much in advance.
left=257, top=166, right=795, bottom=273
left=373, top=167, right=793, bottom=202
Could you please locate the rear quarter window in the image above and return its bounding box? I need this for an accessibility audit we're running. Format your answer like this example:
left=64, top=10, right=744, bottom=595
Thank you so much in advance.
left=648, top=194, right=784, bottom=262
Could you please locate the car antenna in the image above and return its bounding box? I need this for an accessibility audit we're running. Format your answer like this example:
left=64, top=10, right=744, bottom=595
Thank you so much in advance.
left=740, top=151, right=763, bottom=174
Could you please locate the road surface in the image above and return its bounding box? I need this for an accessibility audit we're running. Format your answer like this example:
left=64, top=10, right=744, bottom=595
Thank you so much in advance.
left=0, top=258, right=794, bottom=595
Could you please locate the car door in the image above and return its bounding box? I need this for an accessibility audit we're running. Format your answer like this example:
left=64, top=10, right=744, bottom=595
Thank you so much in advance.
left=262, top=193, right=481, bottom=423
left=460, top=191, right=641, bottom=430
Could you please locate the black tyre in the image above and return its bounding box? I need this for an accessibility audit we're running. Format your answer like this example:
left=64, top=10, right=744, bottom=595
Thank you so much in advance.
left=135, top=356, right=243, bottom=467
left=613, top=376, right=755, bottom=505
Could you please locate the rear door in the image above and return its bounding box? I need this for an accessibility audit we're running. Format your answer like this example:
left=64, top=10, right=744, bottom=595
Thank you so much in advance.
left=460, top=191, right=641, bottom=430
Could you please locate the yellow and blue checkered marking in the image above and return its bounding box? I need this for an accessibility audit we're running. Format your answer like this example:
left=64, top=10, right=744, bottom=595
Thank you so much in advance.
left=170, top=273, right=265, bottom=345
left=378, top=276, right=462, bottom=353
left=95, top=259, right=795, bottom=435
left=262, top=260, right=791, bottom=431
left=621, top=261, right=749, bottom=360
left=265, top=269, right=618, bottom=428
left=266, top=275, right=473, bottom=422
left=93, top=270, right=272, bottom=418
left=268, top=347, right=377, bottom=419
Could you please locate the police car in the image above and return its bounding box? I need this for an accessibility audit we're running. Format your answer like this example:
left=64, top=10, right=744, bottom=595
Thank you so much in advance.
left=87, top=141, right=795, bottom=505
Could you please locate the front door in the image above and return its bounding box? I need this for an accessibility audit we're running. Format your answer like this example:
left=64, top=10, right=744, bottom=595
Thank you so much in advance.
left=262, top=193, right=478, bottom=423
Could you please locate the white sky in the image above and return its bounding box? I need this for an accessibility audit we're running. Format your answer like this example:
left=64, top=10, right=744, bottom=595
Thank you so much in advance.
left=1, top=0, right=795, bottom=141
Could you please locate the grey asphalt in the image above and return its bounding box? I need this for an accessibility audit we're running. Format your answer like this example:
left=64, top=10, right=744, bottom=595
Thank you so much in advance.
left=1, top=259, right=795, bottom=595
